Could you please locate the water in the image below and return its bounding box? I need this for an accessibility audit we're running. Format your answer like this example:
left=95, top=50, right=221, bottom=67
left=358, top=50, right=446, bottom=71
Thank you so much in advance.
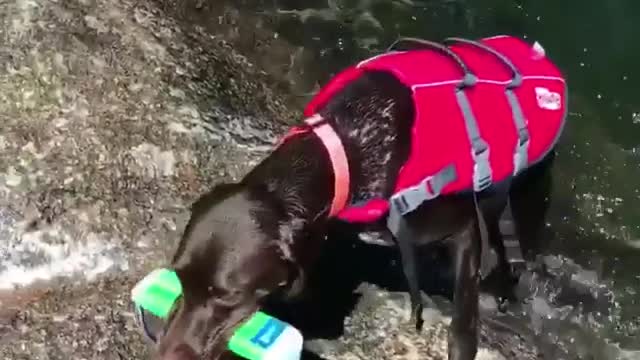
left=235, top=0, right=640, bottom=358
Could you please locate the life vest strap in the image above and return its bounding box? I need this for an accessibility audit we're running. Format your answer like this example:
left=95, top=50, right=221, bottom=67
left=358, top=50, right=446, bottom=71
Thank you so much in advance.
left=454, top=88, right=493, bottom=192
left=498, top=198, right=526, bottom=271
left=386, top=164, right=457, bottom=237
left=444, top=37, right=531, bottom=176
left=506, top=90, right=530, bottom=175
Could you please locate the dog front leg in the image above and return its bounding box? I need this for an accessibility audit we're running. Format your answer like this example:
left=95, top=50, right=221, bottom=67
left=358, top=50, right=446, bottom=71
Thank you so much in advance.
left=447, top=217, right=481, bottom=360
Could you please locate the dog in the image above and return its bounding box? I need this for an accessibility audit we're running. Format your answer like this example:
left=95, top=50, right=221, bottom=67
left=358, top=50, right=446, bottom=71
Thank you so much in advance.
left=147, top=35, right=567, bottom=360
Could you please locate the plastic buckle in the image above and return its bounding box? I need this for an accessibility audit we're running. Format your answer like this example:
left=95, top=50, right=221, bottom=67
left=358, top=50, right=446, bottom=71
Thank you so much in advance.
left=472, top=140, right=492, bottom=192
left=517, top=127, right=530, bottom=145
left=513, top=128, right=530, bottom=175
left=387, top=177, right=435, bottom=238
left=386, top=165, right=457, bottom=237
left=460, top=73, right=477, bottom=88
left=391, top=175, right=444, bottom=216
left=506, top=74, right=523, bottom=89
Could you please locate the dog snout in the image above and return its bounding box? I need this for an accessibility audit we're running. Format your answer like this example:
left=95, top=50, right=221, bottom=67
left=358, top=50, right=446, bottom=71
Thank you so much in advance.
left=155, top=344, right=199, bottom=360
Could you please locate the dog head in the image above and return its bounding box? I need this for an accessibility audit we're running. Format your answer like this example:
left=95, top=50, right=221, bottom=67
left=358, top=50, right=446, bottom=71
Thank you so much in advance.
left=149, top=183, right=301, bottom=360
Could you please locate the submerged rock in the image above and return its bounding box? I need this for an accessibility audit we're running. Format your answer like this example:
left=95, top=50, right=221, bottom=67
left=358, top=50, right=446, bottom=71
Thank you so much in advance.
left=0, top=0, right=287, bottom=357
left=0, top=0, right=542, bottom=359
left=305, top=284, right=517, bottom=360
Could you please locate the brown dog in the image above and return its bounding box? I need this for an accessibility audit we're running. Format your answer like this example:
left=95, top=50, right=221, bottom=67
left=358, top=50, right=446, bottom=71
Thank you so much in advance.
left=146, top=36, right=567, bottom=360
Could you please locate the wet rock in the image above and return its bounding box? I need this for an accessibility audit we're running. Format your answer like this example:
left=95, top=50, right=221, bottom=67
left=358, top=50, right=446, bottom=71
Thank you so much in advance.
left=570, top=269, right=599, bottom=294
left=530, top=296, right=553, bottom=334
left=479, top=293, right=499, bottom=313
left=0, top=0, right=288, bottom=357
left=542, top=254, right=564, bottom=272
left=306, top=284, right=534, bottom=360
left=128, top=143, right=177, bottom=178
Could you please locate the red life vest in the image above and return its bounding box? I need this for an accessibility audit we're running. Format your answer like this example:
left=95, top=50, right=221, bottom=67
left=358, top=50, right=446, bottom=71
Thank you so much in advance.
left=292, top=35, right=567, bottom=224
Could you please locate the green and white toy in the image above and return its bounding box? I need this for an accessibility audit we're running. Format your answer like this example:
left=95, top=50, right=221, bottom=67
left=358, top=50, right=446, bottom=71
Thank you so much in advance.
left=131, top=268, right=183, bottom=319
left=228, top=311, right=303, bottom=360
left=131, top=268, right=303, bottom=360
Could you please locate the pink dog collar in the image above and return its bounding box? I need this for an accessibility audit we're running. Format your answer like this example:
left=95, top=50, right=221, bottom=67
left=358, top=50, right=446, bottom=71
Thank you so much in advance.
left=276, top=114, right=350, bottom=217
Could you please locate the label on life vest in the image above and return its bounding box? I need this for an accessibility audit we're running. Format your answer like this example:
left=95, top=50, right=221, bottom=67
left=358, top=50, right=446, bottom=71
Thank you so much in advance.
left=535, top=86, right=562, bottom=110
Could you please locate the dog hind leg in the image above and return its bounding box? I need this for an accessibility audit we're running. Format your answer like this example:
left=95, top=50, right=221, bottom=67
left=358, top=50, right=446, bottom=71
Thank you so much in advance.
left=509, top=151, right=556, bottom=259
left=446, top=198, right=481, bottom=360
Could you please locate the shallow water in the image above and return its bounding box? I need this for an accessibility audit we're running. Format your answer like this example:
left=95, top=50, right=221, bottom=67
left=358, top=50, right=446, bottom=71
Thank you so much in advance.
left=241, top=0, right=640, bottom=358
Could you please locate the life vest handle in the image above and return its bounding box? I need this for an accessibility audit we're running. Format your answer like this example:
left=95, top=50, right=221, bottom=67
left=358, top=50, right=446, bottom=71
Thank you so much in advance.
left=387, top=37, right=477, bottom=88
left=443, top=37, right=531, bottom=175
left=443, top=37, right=523, bottom=88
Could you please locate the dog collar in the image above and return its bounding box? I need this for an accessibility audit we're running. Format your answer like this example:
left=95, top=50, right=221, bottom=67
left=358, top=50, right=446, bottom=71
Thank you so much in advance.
left=131, top=269, right=303, bottom=360
left=276, top=114, right=350, bottom=217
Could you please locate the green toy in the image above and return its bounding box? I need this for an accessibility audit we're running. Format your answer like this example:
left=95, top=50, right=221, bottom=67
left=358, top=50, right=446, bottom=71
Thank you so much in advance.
left=131, top=268, right=182, bottom=319
left=131, top=268, right=303, bottom=360
left=228, top=310, right=303, bottom=360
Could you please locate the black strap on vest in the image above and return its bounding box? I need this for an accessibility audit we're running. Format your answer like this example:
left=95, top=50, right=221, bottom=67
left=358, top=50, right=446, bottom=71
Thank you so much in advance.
left=498, top=194, right=526, bottom=271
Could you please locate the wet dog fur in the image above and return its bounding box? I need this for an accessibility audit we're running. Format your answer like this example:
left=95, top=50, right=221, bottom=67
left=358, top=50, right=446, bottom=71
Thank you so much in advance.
left=152, top=70, right=557, bottom=360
